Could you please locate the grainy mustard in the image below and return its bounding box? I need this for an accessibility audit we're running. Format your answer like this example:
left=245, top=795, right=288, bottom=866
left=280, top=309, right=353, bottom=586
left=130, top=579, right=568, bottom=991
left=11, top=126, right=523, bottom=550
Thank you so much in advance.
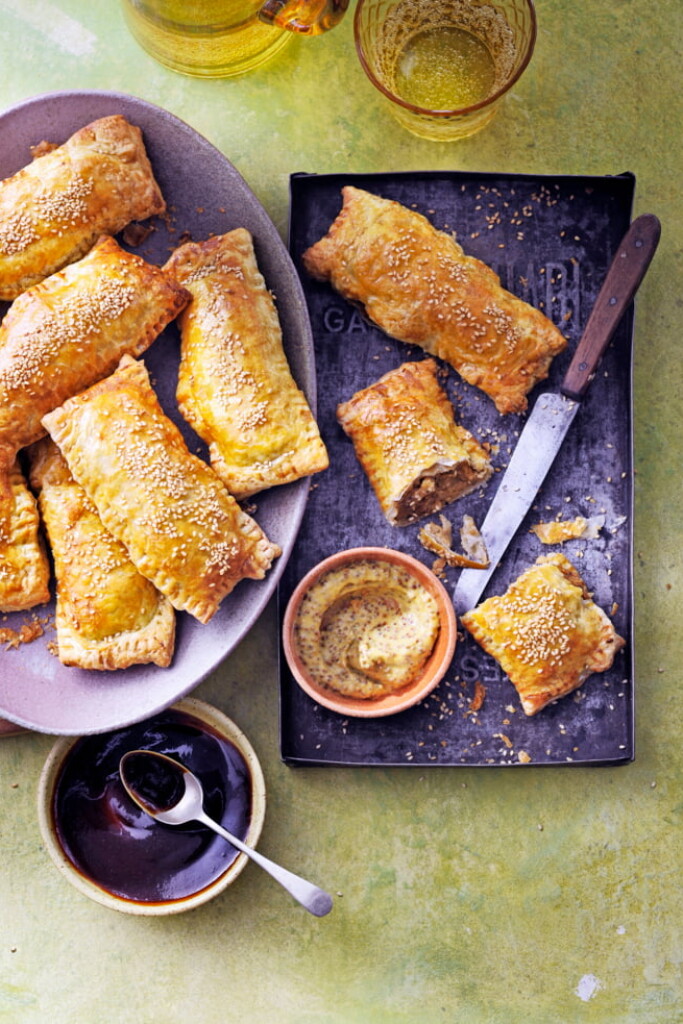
left=294, top=559, right=440, bottom=699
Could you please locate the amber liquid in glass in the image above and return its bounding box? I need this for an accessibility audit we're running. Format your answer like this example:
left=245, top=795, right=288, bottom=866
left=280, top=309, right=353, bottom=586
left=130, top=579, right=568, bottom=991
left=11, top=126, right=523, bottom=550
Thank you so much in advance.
left=123, top=0, right=348, bottom=75
left=373, top=0, right=518, bottom=115
left=395, top=25, right=497, bottom=109
left=122, top=0, right=291, bottom=77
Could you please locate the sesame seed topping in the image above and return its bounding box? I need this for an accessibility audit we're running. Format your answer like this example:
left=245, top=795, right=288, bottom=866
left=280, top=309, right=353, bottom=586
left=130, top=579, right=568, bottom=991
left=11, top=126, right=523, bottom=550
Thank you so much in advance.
left=0, top=277, right=136, bottom=392
left=0, top=212, right=39, bottom=255
left=501, top=578, right=573, bottom=667
left=0, top=175, right=93, bottom=256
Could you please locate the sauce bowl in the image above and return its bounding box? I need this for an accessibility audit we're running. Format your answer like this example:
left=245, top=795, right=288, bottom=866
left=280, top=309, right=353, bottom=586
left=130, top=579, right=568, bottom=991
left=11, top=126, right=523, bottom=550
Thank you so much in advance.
left=37, top=698, right=266, bottom=915
left=282, top=547, right=457, bottom=718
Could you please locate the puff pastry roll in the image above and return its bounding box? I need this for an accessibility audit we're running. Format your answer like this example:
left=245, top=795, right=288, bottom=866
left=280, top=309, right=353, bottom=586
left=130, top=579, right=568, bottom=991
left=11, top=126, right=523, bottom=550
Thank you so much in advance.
left=337, top=359, right=492, bottom=526
left=42, top=356, right=281, bottom=624
left=0, top=114, right=165, bottom=300
left=28, top=439, right=175, bottom=670
left=0, top=461, right=50, bottom=613
left=0, top=234, right=189, bottom=477
left=460, top=554, right=625, bottom=715
left=303, top=187, right=567, bottom=415
left=164, top=230, right=328, bottom=498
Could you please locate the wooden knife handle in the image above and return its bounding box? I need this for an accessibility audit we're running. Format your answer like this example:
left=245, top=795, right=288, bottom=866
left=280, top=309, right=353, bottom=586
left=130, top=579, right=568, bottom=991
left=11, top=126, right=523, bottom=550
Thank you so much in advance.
left=561, top=213, right=661, bottom=401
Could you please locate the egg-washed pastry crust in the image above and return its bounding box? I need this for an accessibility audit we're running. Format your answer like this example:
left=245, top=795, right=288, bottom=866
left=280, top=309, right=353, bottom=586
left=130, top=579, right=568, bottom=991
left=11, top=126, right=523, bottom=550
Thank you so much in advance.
left=303, top=186, right=567, bottom=415
left=42, top=356, right=281, bottom=625
left=0, top=234, right=189, bottom=488
left=0, top=114, right=165, bottom=300
left=0, top=461, right=50, bottom=613
left=165, top=229, right=328, bottom=498
left=29, top=439, right=175, bottom=671
left=460, top=554, right=625, bottom=715
left=337, top=358, right=492, bottom=526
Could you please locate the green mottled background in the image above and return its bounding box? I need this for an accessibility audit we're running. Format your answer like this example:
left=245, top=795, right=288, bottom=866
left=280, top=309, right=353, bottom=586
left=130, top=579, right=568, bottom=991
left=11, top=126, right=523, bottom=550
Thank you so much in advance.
left=0, top=1, right=681, bottom=1021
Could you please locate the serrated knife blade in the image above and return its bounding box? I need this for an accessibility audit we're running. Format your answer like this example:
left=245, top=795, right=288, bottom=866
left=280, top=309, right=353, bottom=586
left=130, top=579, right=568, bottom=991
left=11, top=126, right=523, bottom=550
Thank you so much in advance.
left=453, top=213, right=661, bottom=618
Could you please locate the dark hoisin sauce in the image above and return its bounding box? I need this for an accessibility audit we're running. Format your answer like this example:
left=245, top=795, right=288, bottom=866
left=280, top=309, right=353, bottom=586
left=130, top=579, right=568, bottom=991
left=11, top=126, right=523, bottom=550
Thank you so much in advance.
left=53, top=708, right=252, bottom=903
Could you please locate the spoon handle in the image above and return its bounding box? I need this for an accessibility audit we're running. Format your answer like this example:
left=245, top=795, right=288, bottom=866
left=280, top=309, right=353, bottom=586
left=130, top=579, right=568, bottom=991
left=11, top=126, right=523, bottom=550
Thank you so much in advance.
left=198, top=812, right=333, bottom=917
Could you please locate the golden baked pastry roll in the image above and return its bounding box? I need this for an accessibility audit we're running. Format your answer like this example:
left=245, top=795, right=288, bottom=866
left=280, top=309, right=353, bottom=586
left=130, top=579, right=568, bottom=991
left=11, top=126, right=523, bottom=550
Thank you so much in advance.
left=164, top=229, right=328, bottom=498
left=28, top=438, right=175, bottom=671
left=0, top=114, right=165, bottom=300
left=0, top=461, right=50, bottom=613
left=460, top=554, right=625, bottom=716
left=336, top=359, right=493, bottom=526
left=42, top=356, right=281, bottom=624
left=0, top=234, right=189, bottom=477
left=303, top=186, right=567, bottom=415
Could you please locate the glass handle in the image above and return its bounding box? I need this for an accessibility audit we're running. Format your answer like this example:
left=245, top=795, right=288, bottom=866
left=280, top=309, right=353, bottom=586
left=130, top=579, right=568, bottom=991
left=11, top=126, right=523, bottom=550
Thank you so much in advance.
left=258, top=0, right=349, bottom=36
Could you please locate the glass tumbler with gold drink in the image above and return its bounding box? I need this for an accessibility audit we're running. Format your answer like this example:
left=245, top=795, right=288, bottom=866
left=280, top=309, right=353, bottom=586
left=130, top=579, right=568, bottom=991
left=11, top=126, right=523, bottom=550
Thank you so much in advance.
left=121, top=0, right=349, bottom=79
left=354, top=0, right=536, bottom=141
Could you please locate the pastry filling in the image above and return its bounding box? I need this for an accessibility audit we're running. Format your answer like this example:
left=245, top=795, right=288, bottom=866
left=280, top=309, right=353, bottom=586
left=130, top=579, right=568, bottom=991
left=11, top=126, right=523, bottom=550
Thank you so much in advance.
left=395, top=460, right=485, bottom=526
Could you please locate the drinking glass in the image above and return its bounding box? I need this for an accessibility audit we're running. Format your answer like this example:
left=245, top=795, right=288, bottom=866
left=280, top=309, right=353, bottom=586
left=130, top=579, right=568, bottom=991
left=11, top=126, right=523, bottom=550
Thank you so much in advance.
left=354, top=0, right=536, bottom=142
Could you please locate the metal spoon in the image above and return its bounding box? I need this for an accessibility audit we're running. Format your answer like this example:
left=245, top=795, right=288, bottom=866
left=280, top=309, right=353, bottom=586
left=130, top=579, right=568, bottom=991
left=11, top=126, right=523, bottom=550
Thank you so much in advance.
left=119, top=749, right=333, bottom=917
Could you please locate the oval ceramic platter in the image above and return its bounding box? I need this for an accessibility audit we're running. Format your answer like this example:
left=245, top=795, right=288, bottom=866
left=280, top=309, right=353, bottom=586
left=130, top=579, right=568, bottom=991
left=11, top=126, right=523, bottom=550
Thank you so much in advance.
left=0, top=90, right=315, bottom=735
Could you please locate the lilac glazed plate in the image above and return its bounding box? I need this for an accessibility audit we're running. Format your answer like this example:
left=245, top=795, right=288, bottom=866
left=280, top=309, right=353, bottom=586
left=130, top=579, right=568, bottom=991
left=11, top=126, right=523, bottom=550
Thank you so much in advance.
left=0, top=90, right=315, bottom=735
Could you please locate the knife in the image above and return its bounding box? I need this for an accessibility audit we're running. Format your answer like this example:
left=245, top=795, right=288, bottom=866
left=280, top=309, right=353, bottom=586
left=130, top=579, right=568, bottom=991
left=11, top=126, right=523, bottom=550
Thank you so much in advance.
left=452, top=213, right=661, bottom=617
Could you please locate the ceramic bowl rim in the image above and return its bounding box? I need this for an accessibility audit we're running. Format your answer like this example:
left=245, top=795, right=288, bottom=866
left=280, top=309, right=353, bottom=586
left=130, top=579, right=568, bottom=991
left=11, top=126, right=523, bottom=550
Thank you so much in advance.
left=282, top=546, right=457, bottom=718
left=37, top=697, right=266, bottom=916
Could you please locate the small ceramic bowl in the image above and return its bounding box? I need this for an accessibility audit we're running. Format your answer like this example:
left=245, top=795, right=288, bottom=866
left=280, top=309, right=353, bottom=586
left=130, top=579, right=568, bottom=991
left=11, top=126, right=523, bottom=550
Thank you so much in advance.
left=37, top=698, right=266, bottom=915
left=282, top=547, right=457, bottom=718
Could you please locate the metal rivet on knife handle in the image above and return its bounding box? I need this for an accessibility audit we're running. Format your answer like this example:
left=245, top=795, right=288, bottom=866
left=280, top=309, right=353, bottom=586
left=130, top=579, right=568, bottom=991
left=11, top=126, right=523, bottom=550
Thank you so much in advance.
left=561, top=213, right=661, bottom=402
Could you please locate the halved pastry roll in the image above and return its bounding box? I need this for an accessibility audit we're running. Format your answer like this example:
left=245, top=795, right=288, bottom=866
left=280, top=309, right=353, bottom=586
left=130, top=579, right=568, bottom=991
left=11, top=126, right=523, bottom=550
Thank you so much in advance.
left=28, top=438, right=175, bottom=671
left=337, top=359, right=493, bottom=526
left=42, top=356, right=281, bottom=624
left=165, top=229, right=328, bottom=498
left=0, top=461, right=50, bottom=613
left=0, top=234, right=189, bottom=478
left=0, top=114, right=165, bottom=300
left=303, top=186, right=567, bottom=415
left=460, top=554, right=625, bottom=715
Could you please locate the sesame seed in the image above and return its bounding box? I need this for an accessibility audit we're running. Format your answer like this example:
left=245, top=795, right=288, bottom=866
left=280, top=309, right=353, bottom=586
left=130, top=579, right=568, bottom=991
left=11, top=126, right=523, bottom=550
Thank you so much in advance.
left=0, top=175, right=93, bottom=257
left=0, top=278, right=136, bottom=392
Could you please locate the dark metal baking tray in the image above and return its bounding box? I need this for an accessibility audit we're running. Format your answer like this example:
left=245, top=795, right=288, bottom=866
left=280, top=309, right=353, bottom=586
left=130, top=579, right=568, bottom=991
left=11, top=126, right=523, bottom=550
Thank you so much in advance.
left=280, top=169, right=636, bottom=767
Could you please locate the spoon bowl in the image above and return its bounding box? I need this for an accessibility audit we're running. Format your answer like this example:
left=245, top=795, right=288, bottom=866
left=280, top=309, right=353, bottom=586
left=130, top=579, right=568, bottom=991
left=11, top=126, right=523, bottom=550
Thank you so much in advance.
left=120, top=749, right=333, bottom=917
